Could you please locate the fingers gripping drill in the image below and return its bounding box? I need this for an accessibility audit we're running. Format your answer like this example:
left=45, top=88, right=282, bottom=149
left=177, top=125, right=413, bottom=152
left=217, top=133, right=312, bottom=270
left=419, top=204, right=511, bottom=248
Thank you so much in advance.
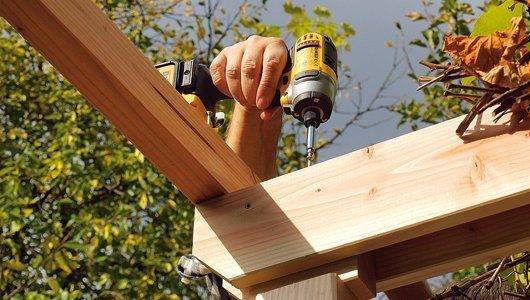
left=156, top=33, right=338, bottom=167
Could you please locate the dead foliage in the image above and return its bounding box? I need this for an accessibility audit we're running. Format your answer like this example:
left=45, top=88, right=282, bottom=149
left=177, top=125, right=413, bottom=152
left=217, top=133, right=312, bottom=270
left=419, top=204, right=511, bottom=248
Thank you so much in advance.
left=418, top=16, right=530, bottom=136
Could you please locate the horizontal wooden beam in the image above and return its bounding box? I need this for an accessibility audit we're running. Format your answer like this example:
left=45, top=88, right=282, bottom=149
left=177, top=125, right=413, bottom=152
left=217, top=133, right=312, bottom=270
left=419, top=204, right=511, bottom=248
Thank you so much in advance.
left=0, top=0, right=258, bottom=202
left=226, top=204, right=530, bottom=298
left=193, top=110, right=530, bottom=287
left=337, top=204, right=530, bottom=292
left=373, top=203, right=530, bottom=291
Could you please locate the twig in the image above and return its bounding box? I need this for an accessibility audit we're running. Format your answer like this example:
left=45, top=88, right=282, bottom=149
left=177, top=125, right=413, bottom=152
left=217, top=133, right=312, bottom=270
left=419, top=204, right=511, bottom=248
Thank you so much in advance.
left=417, top=68, right=465, bottom=91
left=431, top=253, right=530, bottom=300
left=478, top=81, right=530, bottom=114
left=420, top=60, right=450, bottom=70
left=485, top=257, right=507, bottom=289
left=503, top=291, right=527, bottom=299
left=446, top=83, right=505, bottom=94
left=443, top=91, right=480, bottom=104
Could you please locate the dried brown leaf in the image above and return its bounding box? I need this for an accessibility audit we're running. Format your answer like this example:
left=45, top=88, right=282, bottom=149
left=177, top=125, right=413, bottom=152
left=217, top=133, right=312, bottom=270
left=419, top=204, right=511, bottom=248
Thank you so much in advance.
left=443, top=17, right=527, bottom=87
left=482, top=62, right=530, bottom=88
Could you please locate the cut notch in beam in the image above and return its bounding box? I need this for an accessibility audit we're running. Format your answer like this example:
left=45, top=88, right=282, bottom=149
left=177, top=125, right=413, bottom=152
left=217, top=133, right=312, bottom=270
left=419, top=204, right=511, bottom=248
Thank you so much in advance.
left=0, top=0, right=259, bottom=202
left=193, top=109, right=530, bottom=287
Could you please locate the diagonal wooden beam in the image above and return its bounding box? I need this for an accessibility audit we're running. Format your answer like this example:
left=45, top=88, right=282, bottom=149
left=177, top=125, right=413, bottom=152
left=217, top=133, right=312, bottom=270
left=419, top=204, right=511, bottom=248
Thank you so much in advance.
left=193, top=110, right=530, bottom=288
left=0, top=0, right=259, bottom=202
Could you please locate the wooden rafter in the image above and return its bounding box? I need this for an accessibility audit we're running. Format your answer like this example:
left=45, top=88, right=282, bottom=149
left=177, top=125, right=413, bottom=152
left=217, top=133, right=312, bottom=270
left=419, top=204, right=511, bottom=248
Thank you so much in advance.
left=0, top=0, right=259, bottom=202
left=193, top=110, right=530, bottom=288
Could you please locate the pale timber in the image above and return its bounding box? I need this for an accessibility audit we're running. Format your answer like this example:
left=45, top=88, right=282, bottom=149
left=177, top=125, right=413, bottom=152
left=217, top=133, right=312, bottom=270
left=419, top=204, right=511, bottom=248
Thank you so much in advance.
left=2, top=0, right=529, bottom=297
left=226, top=273, right=356, bottom=300
left=0, top=0, right=259, bottom=202
left=0, top=1, right=379, bottom=297
left=224, top=205, right=530, bottom=296
left=194, top=110, right=530, bottom=287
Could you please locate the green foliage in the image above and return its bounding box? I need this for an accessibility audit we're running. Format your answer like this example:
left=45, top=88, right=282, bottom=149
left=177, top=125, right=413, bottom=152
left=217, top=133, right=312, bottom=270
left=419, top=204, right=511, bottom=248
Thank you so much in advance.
left=392, top=0, right=475, bottom=129
left=0, top=0, right=355, bottom=297
left=393, top=86, right=467, bottom=130
left=0, top=2, right=197, bottom=298
left=282, top=0, right=355, bottom=50
left=471, top=0, right=523, bottom=36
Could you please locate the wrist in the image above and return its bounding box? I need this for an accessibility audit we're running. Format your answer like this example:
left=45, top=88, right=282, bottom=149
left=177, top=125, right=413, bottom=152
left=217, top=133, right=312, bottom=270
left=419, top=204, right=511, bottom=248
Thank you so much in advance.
left=233, top=103, right=282, bottom=122
left=234, top=103, right=261, bottom=118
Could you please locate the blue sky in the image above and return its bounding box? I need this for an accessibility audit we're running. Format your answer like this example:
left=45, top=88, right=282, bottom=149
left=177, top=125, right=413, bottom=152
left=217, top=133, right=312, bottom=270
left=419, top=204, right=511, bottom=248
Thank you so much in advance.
left=218, top=0, right=483, bottom=161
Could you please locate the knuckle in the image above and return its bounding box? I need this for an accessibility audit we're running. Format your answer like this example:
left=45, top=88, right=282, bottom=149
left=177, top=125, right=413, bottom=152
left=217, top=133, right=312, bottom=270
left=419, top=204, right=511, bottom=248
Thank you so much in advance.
left=226, top=64, right=240, bottom=79
left=210, top=61, right=222, bottom=74
left=211, top=70, right=224, bottom=86
left=269, top=37, right=286, bottom=47
left=247, top=35, right=261, bottom=43
left=264, top=56, right=281, bottom=70
left=241, top=59, right=257, bottom=78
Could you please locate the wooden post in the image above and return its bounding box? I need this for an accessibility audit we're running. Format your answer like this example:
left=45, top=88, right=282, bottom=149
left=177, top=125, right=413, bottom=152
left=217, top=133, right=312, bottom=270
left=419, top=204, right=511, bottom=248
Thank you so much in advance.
left=225, top=274, right=357, bottom=300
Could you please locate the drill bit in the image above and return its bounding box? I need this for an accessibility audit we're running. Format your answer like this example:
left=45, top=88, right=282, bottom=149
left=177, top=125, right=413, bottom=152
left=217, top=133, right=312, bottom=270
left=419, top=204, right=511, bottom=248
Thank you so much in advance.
left=306, top=124, right=316, bottom=167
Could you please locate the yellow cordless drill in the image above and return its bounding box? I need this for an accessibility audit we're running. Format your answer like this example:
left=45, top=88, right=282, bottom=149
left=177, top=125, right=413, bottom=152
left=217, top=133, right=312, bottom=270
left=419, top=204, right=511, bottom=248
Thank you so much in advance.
left=156, top=32, right=338, bottom=166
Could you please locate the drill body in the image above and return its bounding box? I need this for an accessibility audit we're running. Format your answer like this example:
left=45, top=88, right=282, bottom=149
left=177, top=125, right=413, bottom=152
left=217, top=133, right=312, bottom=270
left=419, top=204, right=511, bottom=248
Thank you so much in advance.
left=280, top=33, right=338, bottom=164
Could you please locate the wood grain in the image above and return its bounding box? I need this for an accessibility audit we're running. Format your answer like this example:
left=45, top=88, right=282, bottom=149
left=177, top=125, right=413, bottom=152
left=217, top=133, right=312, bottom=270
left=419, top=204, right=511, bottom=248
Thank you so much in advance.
left=230, top=203, right=530, bottom=300
left=0, top=0, right=258, bottom=202
left=258, top=273, right=355, bottom=300
left=373, top=204, right=530, bottom=292
left=194, top=109, right=530, bottom=287
left=225, top=256, right=374, bottom=299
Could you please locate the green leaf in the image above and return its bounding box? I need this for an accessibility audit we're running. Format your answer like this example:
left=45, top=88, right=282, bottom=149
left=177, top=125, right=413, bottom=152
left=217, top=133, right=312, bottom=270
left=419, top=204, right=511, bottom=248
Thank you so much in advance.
left=139, top=192, right=148, bottom=209
left=48, top=278, right=61, bottom=292
left=471, top=0, right=523, bottom=37
left=460, top=76, right=475, bottom=86
left=53, top=252, right=72, bottom=274
left=63, top=241, right=88, bottom=251
left=313, top=6, right=331, bottom=17
left=117, top=279, right=129, bottom=290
